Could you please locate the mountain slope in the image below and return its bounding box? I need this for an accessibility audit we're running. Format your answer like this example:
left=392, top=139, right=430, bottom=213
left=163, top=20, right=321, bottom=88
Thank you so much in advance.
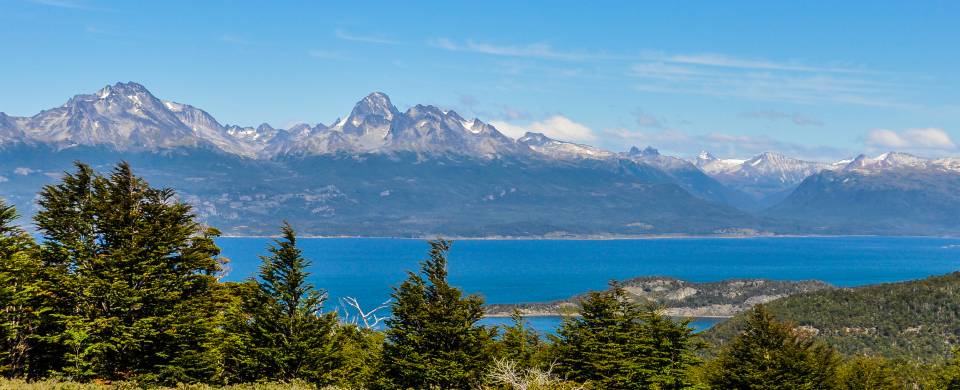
left=694, top=151, right=834, bottom=207
left=703, top=272, right=960, bottom=362
left=765, top=152, right=960, bottom=234
left=626, top=147, right=754, bottom=209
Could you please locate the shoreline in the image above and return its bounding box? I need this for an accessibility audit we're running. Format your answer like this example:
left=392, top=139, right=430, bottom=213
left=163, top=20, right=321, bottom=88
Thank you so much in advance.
left=481, top=313, right=734, bottom=319
left=218, top=233, right=958, bottom=240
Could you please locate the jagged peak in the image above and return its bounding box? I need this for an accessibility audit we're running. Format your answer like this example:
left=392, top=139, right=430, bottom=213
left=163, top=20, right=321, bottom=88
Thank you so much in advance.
left=696, top=150, right=718, bottom=161
left=346, top=92, right=398, bottom=125
left=628, top=146, right=660, bottom=157
left=517, top=132, right=550, bottom=144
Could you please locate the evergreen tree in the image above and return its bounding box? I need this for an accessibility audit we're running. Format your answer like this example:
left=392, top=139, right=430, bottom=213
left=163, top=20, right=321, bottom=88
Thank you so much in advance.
left=33, top=162, right=224, bottom=382
left=244, top=222, right=340, bottom=384
left=381, top=239, right=495, bottom=389
left=940, top=349, right=960, bottom=389
left=496, top=310, right=544, bottom=370
left=552, top=282, right=700, bottom=389
left=0, top=201, right=44, bottom=378
left=836, top=356, right=899, bottom=390
left=707, top=304, right=840, bottom=389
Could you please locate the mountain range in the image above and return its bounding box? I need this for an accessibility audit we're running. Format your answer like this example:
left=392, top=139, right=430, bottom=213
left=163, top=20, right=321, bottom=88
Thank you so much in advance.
left=1, top=82, right=958, bottom=236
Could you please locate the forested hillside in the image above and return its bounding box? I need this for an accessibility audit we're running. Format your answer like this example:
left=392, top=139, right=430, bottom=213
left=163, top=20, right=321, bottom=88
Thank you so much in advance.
left=704, top=272, right=960, bottom=362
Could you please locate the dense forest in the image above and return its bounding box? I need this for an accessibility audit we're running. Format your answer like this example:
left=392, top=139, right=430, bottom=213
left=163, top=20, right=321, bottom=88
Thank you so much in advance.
left=0, top=162, right=959, bottom=389
left=704, top=272, right=960, bottom=362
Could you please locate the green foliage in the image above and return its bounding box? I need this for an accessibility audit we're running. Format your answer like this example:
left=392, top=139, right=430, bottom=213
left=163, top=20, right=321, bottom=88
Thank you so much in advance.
left=5, top=159, right=960, bottom=388
left=232, top=223, right=341, bottom=385
left=495, top=310, right=546, bottom=371
left=940, top=349, right=960, bottom=389
left=0, top=200, right=46, bottom=378
left=836, top=356, right=899, bottom=390
left=706, top=305, right=839, bottom=389
left=552, top=282, right=701, bottom=389
left=704, top=272, right=960, bottom=362
left=380, top=239, right=495, bottom=389
left=33, top=162, right=225, bottom=382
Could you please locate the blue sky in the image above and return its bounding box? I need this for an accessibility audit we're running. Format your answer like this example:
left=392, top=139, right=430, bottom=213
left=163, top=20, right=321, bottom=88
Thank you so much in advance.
left=2, top=0, right=958, bottom=160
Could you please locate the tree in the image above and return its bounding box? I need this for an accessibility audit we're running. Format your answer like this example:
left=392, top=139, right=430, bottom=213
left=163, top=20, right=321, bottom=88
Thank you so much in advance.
left=0, top=201, right=45, bottom=378
left=836, top=356, right=899, bottom=390
left=940, top=349, right=960, bottom=389
left=552, top=282, right=700, bottom=389
left=381, top=239, right=495, bottom=389
left=496, top=310, right=545, bottom=370
left=707, top=305, right=839, bottom=389
left=243, top=222, right=340, bottom=384
left=33, top=162, right=225, bottom=383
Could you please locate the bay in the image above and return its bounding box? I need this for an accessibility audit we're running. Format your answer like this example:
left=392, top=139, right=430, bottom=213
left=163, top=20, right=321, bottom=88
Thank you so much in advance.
left=217, top=236, right=960, bottom=332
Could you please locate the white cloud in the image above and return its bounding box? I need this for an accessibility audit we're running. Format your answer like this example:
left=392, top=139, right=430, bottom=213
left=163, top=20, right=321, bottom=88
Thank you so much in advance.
left=742, top=111, right=825, bottom=127
left=0, top=176, right=7, bottom=183
left=13, top=167, right=34, bottom=175
left=865, top=128, right=956, bottom=151
left=335, top=29, right=402, bottom=45
left=490, top=115, right=596, bottom=142
left=429, top=38, right=599, bottom=61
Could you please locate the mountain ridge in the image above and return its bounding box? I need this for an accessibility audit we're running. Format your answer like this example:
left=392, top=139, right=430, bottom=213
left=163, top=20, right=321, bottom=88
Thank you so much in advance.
left=2, top=82, right=959, bottom=236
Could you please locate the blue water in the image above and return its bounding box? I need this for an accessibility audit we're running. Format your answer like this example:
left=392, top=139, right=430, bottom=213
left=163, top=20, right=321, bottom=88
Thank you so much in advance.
left=217, top=236, right=960, bottom=331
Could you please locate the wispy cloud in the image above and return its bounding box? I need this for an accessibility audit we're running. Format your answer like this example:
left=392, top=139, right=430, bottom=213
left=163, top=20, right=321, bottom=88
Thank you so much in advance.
left=650, top=53, right=872, bottom=74
left=490, top=115, right=597, bottom=142
left=864, top=128, right=956, bottom=152
left=427, top=37, right=921, bottom=107
left=742, top=110, right=825, bottom=127
left=335, top=29, right=402, bottom=45
left=628, top=61, right=910, bottom=108
left=307, top=49, right=344, bottom=60
left=28, top=0, right=89, bottom=9
left=218, top=34, right=281, bottom=48
left=632, top=109, right=667, bottom=129
left=430, top=38, right=609, bottom=61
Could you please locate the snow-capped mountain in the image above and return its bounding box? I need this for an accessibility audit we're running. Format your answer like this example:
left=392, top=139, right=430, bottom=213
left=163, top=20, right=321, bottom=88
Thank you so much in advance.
left=694, top=151, right=746, bottom=174
left=517, top=132, right=614, bottom=160
left=0, top=83, right=524, bottom=160
left=839, top=151, right=960, bottom=173
left=4, top=81, right=960, bottom=236
left=693, top=151, right=832, bottom=200
left=624, top=146, right=754, bottom=210
left=767, top=151, right=960, bottom=234
left=9, top=82, right=210, bottom=152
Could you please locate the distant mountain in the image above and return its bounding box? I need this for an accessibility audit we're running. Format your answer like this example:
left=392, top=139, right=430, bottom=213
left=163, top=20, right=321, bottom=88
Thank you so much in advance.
left=625, top=147, right=754, bottom=210
left=2, top=82, right=958, bottom=236
left=0, top=82, right=762, bottom=236
left=694, top=151, right=836, bottom=208
left=765, top=152, right=960, bottom=234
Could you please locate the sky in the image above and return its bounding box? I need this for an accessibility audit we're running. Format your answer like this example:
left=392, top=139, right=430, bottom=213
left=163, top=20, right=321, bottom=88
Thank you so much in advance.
left=1, top=0, right=958, bottom=161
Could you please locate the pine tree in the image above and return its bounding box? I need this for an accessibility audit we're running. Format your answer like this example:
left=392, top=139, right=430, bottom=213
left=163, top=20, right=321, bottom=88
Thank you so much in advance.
left=381, top=239, right=495, bottom=389
left=33, top=162, right=224, bottom=383
left=837, top=356, right=899, bottom=390
left=496, top=309, right=544, bottom=370
left=707, top=304, right=840, bottom=389
left=552, top=282, right=700, bottom=389
left=245, top=222, right=340, bottom=384
left=0, top=201, right=45, bottom=378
